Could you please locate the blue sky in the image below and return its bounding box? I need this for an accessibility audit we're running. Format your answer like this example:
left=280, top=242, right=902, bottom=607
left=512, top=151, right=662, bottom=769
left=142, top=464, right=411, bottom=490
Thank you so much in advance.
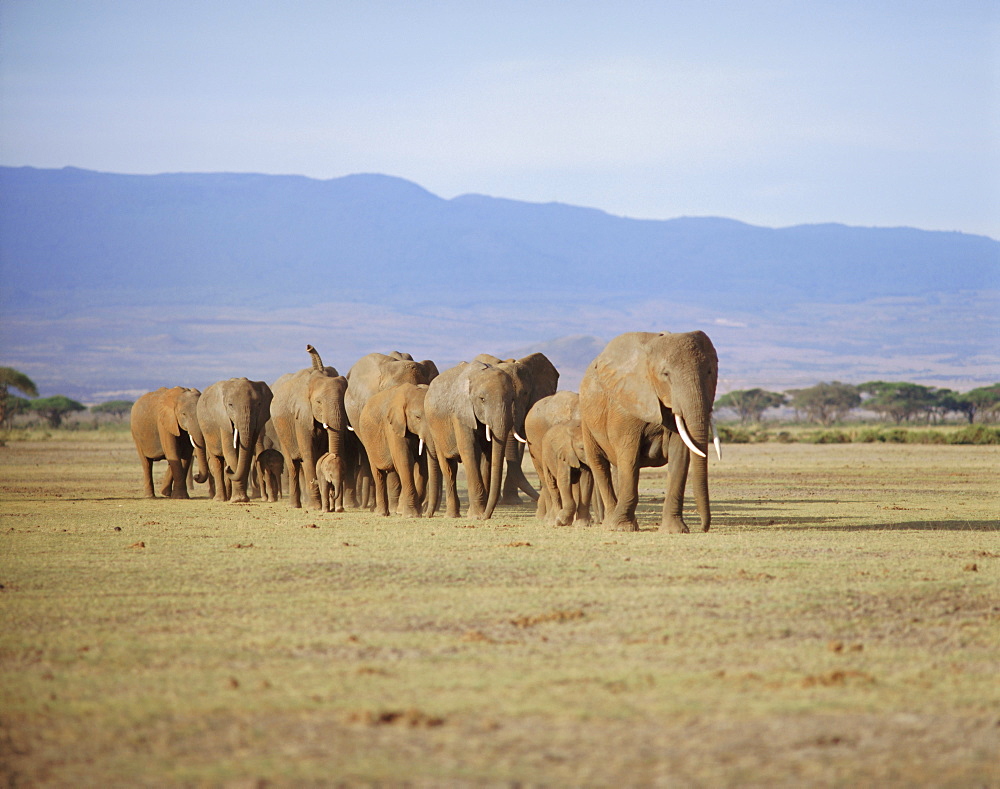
left=2, top=1, right=998, bottom=238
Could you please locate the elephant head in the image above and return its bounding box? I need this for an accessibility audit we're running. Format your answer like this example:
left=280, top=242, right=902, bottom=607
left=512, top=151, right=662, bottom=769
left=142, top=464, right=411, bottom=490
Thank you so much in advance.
left=463, top=362, right=516, bottom=518
left=218, top=378, right=273, bottom=488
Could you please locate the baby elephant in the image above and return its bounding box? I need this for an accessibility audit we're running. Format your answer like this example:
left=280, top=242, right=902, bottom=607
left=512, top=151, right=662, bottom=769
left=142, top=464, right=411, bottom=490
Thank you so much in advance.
left=315, top=451, right=345, bottom=513
left=255, top=447, right=284, bottom=502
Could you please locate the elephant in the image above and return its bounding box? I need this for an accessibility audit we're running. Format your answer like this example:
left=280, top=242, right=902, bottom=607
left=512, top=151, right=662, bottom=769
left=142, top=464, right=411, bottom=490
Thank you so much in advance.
left=580, top=331, right=721, bottom=533
left=255, top=447, right=283, bottom=502
left=524, top=391, right=594, bottom=527
left=270, top=345, right=350, bottom=510
left=474, top=352, right=559, bottom=505
left=197, top=377, right=274, bottom=504
left=355, top=382, right=438, bottom=517
left=424, top=360, right=517, bottom=519
left=130, top=386, right=209, bottom=498
left=315, top=451, right=345, bottom=513
left=345, top=351, right=438, bottom=508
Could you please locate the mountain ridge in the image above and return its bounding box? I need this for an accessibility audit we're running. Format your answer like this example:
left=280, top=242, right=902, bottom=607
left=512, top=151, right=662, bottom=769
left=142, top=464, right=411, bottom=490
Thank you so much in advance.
left=1, top=166, right=997, bottom=400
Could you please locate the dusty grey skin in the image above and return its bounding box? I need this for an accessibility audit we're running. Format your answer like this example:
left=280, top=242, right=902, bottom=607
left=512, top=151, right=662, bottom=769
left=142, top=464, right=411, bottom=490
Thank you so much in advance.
left=580, top=331, right=720, bottom=533
left=424, top=360, right=517, bottom=519
left=474, top=352, right=559, bottom=506
left=524, top=391, right=595, bottom=527
left=130, top=386, right=209, bottom=498
left=270, top=345, right=349, bottom=511
left=255, top=447, right=283, bottom=502
left=197, top=377, right=274, bottom=504
left=345, top=351, right=438, bottom=508
left=315, top=451, right=345, bottom=513
left=355, top=382, right=439, bottom=517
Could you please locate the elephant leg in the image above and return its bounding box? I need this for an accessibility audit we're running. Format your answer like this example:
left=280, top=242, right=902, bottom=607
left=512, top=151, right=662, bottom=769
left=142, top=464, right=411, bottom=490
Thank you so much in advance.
left=554, top=465, right=576, bottom=527
left=158, top=465, right=173, bottom=497
left=459, top=435, right=487, bottom=518
left=440, top=457, right=462, bottom=518
left=207, top=455, right=228, bottom=502
left=387, top=470, right=402, bottom=514
left=137, top=450, right=157, bottom=498
left=166, top=457, right=190, bottom=499
left=574, top=468, right=594, bottom=527
left=582, top=427, right=617, bottom=525
left=287, top=459, right=303, bottom=508
left=603, top=433, right=641, bottom=531
left=374, top=469, right=390, bottom=517
left=662, top=433, right=691, bottom=533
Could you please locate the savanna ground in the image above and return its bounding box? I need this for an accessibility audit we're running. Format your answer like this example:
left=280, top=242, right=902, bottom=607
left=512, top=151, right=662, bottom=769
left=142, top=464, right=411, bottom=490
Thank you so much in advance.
left=1, top=432, right=997, bottom=787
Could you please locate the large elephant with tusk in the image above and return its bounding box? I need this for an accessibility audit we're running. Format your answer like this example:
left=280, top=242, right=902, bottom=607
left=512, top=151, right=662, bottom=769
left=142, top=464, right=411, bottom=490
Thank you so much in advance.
left=424, top=360, right=517, bottom=519
left=580, top=331, right=721, bottom=533
left=197, top=377, right=274, bottom=504
left=130, top=386, right=209, bottom=498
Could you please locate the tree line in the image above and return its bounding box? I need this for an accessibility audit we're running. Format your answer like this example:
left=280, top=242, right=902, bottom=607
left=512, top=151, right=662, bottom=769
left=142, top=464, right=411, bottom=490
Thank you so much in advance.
left=4, top=366, right=1000, bottom=431
left=715, top=381, right=1000, bottom=426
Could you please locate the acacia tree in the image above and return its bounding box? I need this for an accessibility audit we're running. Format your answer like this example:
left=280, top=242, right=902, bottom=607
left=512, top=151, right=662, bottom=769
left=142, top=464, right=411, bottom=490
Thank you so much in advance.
left=0, top=367, right=39, bottom=427
left=715, top=389, right=786, bottom=425
left=859, top=381, right=938, bottom=424
left=29, top=396, right=86, bottom=428
left=965, top=384, right=1000, bottom=423
left=787, top=382, right=860, bottom=426
left=91, top=400, right=135, bottom=419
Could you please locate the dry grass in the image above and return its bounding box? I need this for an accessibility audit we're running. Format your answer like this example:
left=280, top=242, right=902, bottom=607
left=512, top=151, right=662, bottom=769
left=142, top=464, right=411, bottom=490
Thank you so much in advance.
left=1, top=436, right=998, bottom=786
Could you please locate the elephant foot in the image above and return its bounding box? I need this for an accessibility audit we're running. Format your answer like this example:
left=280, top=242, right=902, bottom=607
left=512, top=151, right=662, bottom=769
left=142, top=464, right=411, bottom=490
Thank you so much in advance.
left=573, top=517, right=593, bottom=528
left=604, top=517, right=639, bottom=532
left=499, top=493, right=523, bottom=506
left=664, top=516, right=690, bottom=534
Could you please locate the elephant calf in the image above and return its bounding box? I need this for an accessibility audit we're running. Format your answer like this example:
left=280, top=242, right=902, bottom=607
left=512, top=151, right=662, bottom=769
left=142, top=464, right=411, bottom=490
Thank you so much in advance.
left=255, top=448, right=284, bottom=502
left=316, top=451, right=344, bottom=513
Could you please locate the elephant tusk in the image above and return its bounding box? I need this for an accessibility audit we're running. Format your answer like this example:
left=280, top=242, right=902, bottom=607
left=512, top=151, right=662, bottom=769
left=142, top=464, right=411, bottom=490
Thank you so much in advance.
left=514, top=431, right=527, bottom=444
left=418, top=438, right=424, bottom=456
left=233, top=427, right=239, bottom=449
left=190, top=435, right=196, bottom=448
left=347, top=425, right=354, bottom=432
left=712, top=418, right=722, bottom=461
left=675, top=415, right=707, bottom=459
left=485, top=424, right=492, bottom=443
left=322, top=422, right=329, bottom=430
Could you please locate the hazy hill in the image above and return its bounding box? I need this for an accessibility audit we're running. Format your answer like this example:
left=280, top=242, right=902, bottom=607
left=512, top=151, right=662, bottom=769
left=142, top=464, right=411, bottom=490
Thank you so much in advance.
left=1, top=166, right=997, bottom=400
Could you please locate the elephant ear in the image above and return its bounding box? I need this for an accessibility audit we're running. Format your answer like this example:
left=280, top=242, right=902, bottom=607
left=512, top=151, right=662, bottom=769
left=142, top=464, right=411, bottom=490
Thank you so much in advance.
left=161, top=394, right=183, bottom=438
left=455, top=364, right=484, bottom=432
left=593, top=337, right=662, bottom=425
left=554, top=430, right=581, bottom=469
left=387, top=396, right=408, bottom=438
left=518, top=352, right=560, bottom=401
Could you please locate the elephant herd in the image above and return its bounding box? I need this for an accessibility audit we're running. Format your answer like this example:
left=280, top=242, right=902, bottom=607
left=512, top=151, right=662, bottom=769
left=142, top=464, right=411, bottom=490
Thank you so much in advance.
left=130, top=331, right=721, bottom=532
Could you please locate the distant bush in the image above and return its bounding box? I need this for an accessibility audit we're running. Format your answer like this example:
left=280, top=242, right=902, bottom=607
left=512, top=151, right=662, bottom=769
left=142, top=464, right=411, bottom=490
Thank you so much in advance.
left=947, top=425, right=1000, bottom=445
left=807, top=430, right=852, bottom=444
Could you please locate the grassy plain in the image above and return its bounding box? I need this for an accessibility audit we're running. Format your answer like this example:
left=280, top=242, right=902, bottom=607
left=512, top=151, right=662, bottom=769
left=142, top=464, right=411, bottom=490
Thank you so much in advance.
left=1, top=433, right=998, bottom=787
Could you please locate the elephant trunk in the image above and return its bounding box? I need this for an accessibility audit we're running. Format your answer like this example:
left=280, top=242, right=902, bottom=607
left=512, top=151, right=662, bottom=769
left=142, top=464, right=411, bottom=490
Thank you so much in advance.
left=483, top=427, right=507, bottom=519
left=677, top=407, right=712, bottom=532
left=228, top=409, right=255, bottom=483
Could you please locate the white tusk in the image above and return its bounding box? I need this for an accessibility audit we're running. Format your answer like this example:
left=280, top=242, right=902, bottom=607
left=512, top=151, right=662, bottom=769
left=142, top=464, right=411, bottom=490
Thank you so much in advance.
left=675, top=415, right=707, bottom=458
left=712, top=418, right=722, bottom=461
left=485, top=424, right=492, bottom=443
left=190, top=435, right=196, bottom=448
left=418, top=438, right=424, bottom=456
left=514, top=431, right=527, bottom=444
left=347, top=425, right=354, bottom=432
left=322, top=422, right=329, bottom=430
left=233, top=427, right=239, bottom=449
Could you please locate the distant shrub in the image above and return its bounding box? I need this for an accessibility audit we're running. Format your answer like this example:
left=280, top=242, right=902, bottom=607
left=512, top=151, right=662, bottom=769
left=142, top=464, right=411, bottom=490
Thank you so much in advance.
left=947, top=425, right=1000, bottom=445
left=808, top=430, right=852, bottom=444
left=775, top=431, right=795, bottom=443
left=718, top=425, right=752, bottom=444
